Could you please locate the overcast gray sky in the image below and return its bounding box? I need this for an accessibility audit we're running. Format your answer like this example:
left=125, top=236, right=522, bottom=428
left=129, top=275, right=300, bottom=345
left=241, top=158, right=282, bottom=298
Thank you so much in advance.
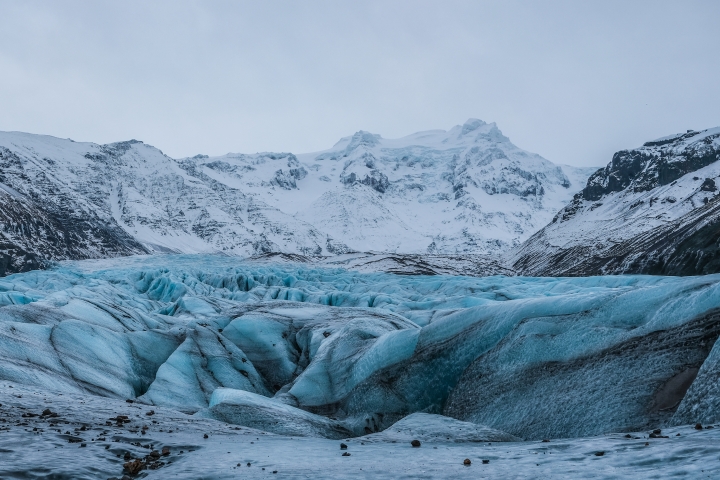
left=0, top=0, right=718, bottom=166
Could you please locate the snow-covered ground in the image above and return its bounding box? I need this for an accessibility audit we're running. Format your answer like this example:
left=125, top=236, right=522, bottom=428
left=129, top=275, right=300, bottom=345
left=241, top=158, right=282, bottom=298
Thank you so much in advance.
left=2, top=381, right=719, bottom=479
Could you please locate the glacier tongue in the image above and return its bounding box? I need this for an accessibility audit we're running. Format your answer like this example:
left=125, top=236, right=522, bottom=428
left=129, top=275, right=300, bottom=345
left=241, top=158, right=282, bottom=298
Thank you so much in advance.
left=1, top=255, right=720, bottom=441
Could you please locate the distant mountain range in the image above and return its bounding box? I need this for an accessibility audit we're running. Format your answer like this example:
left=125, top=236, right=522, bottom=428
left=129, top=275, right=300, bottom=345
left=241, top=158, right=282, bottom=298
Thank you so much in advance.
left=2, top=121, right=718, bottom=277
left=0, top=120, right=594, bottom=275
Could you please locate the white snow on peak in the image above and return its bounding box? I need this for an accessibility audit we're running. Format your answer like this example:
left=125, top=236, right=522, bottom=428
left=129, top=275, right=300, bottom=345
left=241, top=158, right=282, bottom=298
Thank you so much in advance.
left=192, top=119, right=594, bottom=255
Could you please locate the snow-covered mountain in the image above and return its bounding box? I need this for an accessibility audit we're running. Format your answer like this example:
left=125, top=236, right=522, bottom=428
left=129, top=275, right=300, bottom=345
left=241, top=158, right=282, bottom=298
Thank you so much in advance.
left=0, top=139, right=148, bottom=275
left=0, top=132, right=331, bottom=274
left=0, top=120, right=595, bottom=275
left=195, top=119, right=594, bottom=254
left=511, top=126, right=720, bottom=275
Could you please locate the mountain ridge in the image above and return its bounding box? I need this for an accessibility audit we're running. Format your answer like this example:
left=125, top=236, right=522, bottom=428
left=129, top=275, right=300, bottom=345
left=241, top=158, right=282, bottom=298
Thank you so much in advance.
left=511, top=126, right=720, bottom=276
left=0, top=119, right=594, bottom=275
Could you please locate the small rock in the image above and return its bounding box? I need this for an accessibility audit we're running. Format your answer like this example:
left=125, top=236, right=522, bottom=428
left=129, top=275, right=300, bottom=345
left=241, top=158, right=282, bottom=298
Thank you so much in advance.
left=541, top=439, right=550, bottom=443
left=146, top=410, right=155, bottom=416
left=203, top=434, right=209, bottom=439
left=340, top=442, right=348, bottom=450
left=273, top=471, right=278, bottom=474
left=125, top=399, right=134, bottom=403
left=624, top=434, right=632, bottom=438
left=342, top=452, right=351, bottom=456
left=123, top=459, right=145, bottom=475
left=706, top=426, right=714, bottom=429
left=652, top=429, right=661, bottom=435
left=80, top=443, right=87, bottom=448
left=247, top=463, right=251, bottom=467
left=482, top=459, right=490, bottom=464
left=700, top=178, right=717, bottom=192
left=463, top=458, right=471, bottom=466
left=595, top=451, right=604, bottom=456
left=695, top=423, right=703, bottom=430
left=411, top=439, right=421, bottom=448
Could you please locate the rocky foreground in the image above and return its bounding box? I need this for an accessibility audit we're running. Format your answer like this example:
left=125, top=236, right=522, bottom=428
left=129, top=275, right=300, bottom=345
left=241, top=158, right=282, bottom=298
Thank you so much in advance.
left=2, top=381, right=719, bottom=479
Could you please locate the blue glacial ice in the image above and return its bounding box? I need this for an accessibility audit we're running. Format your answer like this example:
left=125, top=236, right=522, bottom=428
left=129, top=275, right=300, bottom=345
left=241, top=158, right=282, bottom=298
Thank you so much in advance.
left=0, top=254, right=719, bottom=440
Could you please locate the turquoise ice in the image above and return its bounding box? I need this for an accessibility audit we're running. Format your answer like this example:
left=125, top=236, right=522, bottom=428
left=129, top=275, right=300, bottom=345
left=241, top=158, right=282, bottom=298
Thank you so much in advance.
left=0, top=254, right=719, bottom=439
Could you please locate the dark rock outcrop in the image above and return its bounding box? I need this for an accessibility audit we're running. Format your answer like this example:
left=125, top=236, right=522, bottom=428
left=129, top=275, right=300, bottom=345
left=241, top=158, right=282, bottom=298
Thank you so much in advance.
left=512, top=126, right=720, bottom=276
left=581, top=130, right=720, bottom=201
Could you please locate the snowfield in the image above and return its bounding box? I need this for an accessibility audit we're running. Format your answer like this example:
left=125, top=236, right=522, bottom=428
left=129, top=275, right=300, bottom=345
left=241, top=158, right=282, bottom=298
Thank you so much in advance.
left=1, top=255, right=720, bottom=478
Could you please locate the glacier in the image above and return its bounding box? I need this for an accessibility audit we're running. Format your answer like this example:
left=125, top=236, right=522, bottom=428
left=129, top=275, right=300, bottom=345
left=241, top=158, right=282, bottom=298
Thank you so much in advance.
left=1, top=255, right=720, bottom=441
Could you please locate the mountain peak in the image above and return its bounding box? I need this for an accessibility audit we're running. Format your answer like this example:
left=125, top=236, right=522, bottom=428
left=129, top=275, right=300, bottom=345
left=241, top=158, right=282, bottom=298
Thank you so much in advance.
left=460, top=118, right=487, bottom=135
left=345, top=130, right=382, bottom=152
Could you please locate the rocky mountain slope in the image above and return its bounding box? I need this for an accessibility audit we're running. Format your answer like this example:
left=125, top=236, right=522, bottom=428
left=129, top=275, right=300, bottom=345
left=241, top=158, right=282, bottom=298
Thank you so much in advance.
left=0, top=141, right=148, bottom=275
left=0, top=132, right=331, bottom=276
left=0, top=120, right=594, bottom=275
left=511, top=126, right=720, bottom=276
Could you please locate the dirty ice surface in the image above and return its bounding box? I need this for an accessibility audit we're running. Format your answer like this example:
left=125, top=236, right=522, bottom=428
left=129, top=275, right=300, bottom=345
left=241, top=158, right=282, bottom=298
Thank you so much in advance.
left=2, top=381, right=720, bottom=480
